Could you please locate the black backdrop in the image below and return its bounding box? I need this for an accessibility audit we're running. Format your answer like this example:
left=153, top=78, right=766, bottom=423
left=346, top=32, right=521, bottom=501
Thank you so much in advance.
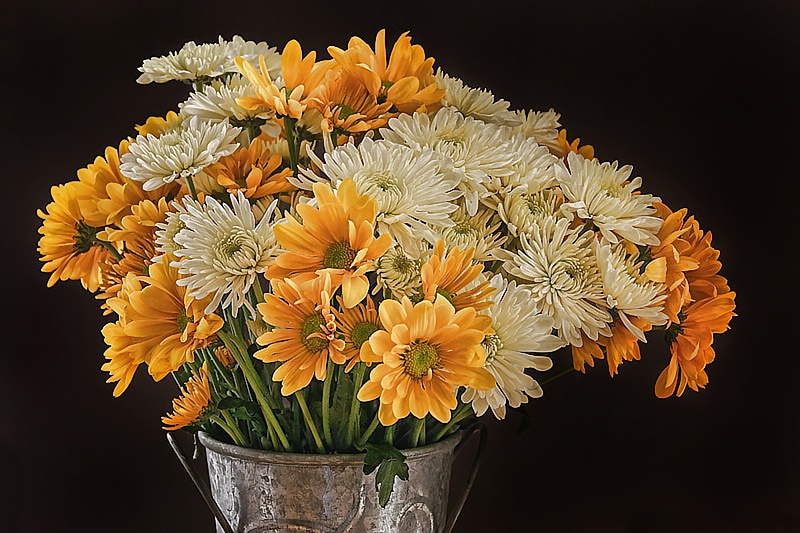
left=2, top=1, right=798, bottom=532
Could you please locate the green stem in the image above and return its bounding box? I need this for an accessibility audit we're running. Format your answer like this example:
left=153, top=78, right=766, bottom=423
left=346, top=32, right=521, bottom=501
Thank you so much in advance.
left=185, top=175, right=199, bottom=200
left=295, top=390, right=325, bottom=453
left=409, top=417, right=424, bottom=448
left=430, top=403, right=472, bottom=443
left=205, top=348, right=237, bottom=392
left=540, top=366, right=575, bottom=386
left=321, top=359, right=334, bottom=449
left=209, top=414, right=247, bottom=447
left=384, top=424, right=394, bottom=446
left=94, top=238, right=123, bottom=262
left=355, top=411, right=380, bottom=449
left=220, top=411, right=249, bottom=448
left=345, top=364, right=367, bottom=449
left=218, top=329, right=291, bottom=452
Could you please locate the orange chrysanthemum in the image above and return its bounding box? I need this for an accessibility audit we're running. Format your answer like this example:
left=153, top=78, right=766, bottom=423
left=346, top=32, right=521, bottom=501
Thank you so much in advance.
left=420, top=240, right=495, bottom=312
left=571, top=317, right=650, bottom=376
left=333, top=295, right=381, bottom=371
left=655, top=292, right=736, bottom=398
left=204, top=137, right=295, bottom=200
left=100, top=254, right=224, bottom=395
left=254, top=274, right=346, bottom=395
left=549, top=129, right=595, bottom=160
left=266, top=178, right=393, bottom=308
left=357, top=295, right=495, bottom=426
left=162, top=365, right=212, bottom=431
left=327, top=29, right=445, bottom=114
left=37, top=180, right=118, bottom=292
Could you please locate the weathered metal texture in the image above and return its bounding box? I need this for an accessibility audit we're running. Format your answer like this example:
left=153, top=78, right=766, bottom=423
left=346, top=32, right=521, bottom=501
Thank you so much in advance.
left=198, top=432, right=462, bottom=533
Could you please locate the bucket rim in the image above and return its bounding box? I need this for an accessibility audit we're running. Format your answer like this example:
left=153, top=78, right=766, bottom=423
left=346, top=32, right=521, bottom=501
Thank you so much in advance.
left=198, top=429, right=464, bottom=466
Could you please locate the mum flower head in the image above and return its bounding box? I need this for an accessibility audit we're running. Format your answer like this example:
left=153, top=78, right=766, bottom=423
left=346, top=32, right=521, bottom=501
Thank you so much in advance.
left=171, top=191, right=280, bottom=318
left=162, top=365, right=212, bottom=431
left=266, top=178, right=393, bottom=308
left=357, top=295, right=496, bottom=426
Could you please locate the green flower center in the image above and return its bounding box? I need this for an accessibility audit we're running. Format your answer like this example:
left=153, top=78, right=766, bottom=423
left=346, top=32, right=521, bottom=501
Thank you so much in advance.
left=351, top=321, right=380, bottom=349
left=403, top=341, right=440, bottom=379
left=323, top=241, right=356, bottom=269
left=482, top=334, right=503, bottom=364
left=176, top=309, right=192, bottom=332
left=301, top=312, right=329, bottom=353
left=73, top=221, right=99, bottom=254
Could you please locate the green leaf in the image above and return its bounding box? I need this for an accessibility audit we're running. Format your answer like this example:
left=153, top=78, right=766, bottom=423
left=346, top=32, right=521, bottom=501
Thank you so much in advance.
left=361, top=443, right=409, bottom=507
left=330, top=374, right=355, bottom=449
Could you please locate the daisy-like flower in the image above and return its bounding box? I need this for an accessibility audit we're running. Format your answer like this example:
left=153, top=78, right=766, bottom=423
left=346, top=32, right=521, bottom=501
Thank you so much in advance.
left=309, top=70, right=394, bottom=137
left=100, top=272, right=147, bottom=396
left=135, top=111, right=184, bottom=138
left=374, top=245, right=423, bottom=299
left=380, top=107, right=515, bottom=215
left=254, top=274, right=346, bottom=395
left=461, top=274, right=566, bottom=419
left=180, top=74, right=277, bottom=129
left=556, top=152, right=662, bottom=246
left=333, top=295, right=382, bottom=371
left=316, top=137, right=460, bottom=255
left=552, top=129, right=595, bottom=160
left=328, top=29, right=445, bottom=114
left=420, top=240, right=495, bottom=312
left=204, top=137, right=295, bottom=200
left=37, top=180, right=117, bottom=292
left=171, top=191, right=280, bottom=317
left=497, top=188, right=565, bottom=237
left=656, top=291, right=736, bottom=398
left=571, top=316, right=650, bottom=376
left=431, top=206, right=507, bottom=262
left=511, top=108, right=562, bottom=150
left=162, top=365, right=212, bottom=431
left=120, top=117, right=241, bottom=192
left=137, top=35, right=281, bottom=85
left=596, top=239, right=668, bottom=341
left=435, top=69, right=520, bottom=126
left=357, top=295, right=496, bottom=425
left=499, top=216, right=611, bottom=346
left=266, top=178, right=393, bottom=308
left=101, top=254, right=224, bottom=390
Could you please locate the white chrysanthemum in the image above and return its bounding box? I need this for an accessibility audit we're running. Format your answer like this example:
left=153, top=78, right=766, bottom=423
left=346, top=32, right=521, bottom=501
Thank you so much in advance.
left=319, top=138, right=461, bottom=256
left=120, top=118, right=241, bottom=191
left=511, top=109, right=562, bottom=149
left=430, top=206, right=506, bottom=262
left=180, top=74, right=275, bottom=125
left=461, top=274, right=566, bottom=419
left=556, top=152, right=662, bottom=246
left=374, top=245, right=423, bottom=299
left=153, top=200, right=191, bottom=262
left=435, top=69, right=521, bottom=126
left=380, top=108, right=516, bottom=216
left=499, top=216, right=611, bottom=346
left=596, top=239, right=668, bottom=341
left=482, top=133, right=559, bottom=211
left=497, top=188, right=565, bottom=237
left=171, top=192, right=280, bottom=317
left=137, top=35, right=280, bottom=85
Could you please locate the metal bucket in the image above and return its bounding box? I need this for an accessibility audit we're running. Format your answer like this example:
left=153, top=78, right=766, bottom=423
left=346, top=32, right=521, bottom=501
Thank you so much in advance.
left=167, top=424, right=486, bottom=533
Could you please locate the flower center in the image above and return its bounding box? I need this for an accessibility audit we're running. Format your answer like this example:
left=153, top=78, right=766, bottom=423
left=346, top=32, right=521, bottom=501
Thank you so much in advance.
left=73, top=221, right=99, bottom=254
left=350, top=321, right=380, bottom=349
left=301, top=312, right=329, bottom=353
left=482, top=334, right=503, bottom=364
left=403, top=341, right=440, bottom=379
left=451, top=221, right=477, bottom=238
left=365, top=170, right=398, bottom=192
left=176, top=309, right=192, bottom=332
left=323, top=241, right=356, bottom=269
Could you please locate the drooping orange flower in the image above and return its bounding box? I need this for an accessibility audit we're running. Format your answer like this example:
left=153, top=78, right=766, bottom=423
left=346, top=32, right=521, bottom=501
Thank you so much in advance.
left=333, top=295, right=382, bottom=371
left=420, top=240, right=495, bottom=312
left=357, top=295, right=495, bottom=426
left=549, top=128, right=595, bottom=160
left=204, top=138, right=295, bottom=199
left=655, top=292, right=736, bottom=398
left=254, top=274, right=346, bottom=395
left=37, top=180, right=117, bottom=292
left=162, top=365, right=212, bottom=431
left=327, top=29, right=445, bottom=114
left=571, top=316, right=649, bottom=376
left=101, top=254, right=224, bottom=395
left=266, top=178, right=393, bottom=308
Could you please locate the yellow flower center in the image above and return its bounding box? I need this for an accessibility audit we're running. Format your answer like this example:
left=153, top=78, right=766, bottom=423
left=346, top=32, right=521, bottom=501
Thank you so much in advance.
left=403, top=341, right=440, bottom=379
left=323, top=241, right=356, bottom=269
left=350, top=321, right=380, bottom=349
left=301, top=312, right=329, bottom=353
left=482, top=334, right=503, bottom=365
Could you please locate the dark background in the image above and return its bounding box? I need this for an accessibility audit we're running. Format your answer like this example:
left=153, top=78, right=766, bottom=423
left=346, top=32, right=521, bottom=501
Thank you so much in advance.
left=2, top=1, right=798, bottom=532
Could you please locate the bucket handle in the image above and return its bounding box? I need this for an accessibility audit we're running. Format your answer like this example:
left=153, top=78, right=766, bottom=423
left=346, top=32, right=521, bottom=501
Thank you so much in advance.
left=166, top=432, right=236, bottom=533
left=443, top=421, right=488, bottom=533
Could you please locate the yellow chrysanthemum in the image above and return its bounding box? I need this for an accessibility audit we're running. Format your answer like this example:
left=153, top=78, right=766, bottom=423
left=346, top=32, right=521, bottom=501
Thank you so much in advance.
left=203, top=137, right=295, bottom=200
left=420, top=240, right=495, bottom=312
left=135, top=110, right=183, bottom=138
left=328, top=29, right=445, bottom=114
left=37, top=180, right=118, bottom=292
left=100, top=254, right=224, bottom=395
left=357, top=295, right=495, bottom=426
left=266, top=178, right=393, bottom=308
left=333, top=295, right=381, bottom=371
left=162, top=365, right=212, bottom=431
left=254, top=274, right=346, bottom=395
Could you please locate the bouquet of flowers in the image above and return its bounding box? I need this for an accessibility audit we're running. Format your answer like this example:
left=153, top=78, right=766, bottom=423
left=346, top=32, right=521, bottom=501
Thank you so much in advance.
left=36, top=30, right=736, bottom=503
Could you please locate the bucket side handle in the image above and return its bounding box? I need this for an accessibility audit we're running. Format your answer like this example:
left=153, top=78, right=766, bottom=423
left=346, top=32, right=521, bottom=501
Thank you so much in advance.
left=443, top=422, right=488, bottom=533
left=166, top=432, right=236, bottom=533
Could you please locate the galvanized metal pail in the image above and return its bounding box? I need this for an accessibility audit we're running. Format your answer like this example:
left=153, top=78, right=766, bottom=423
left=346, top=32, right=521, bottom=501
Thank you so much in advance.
left=167, top=424, right=486, bottom=533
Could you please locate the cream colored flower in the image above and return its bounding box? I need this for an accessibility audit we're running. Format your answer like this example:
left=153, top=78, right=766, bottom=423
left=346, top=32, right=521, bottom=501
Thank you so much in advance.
left=435, top=68, right=520, bottom=126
